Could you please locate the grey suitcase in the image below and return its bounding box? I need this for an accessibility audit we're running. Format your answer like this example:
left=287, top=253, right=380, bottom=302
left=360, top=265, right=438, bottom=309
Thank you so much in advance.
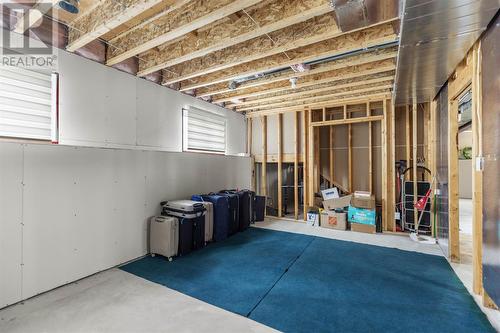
left=149, top=216, right=178, bottom=261
left=201, top=201, right=214, bottom=242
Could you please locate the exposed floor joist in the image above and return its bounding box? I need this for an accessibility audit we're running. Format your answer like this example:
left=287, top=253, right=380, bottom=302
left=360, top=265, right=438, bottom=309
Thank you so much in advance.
left=106, top=0, right=264, bottom=66
left=160, top=13, right=340, bottom=83
left=67, top=0, right=166, bottom=52
left=173, top=20, right=398, bottom=91
left=202, top=47, right=398, bottom=99
left=223, top=61, right=396, bottom=105
left=137, top=0, right=333, bottom=76
left=246, top=92, right=392, bottom=117
left=230, top=75, right=394, bottom=110
left=237, top=83, right=393, bottom=112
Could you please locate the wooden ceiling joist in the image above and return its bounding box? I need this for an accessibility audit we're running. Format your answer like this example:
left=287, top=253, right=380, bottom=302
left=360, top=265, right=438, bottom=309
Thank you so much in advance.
left=245, top=93, right=392, bottom=117
left=13, top=0, right=58, bottom=34
left=172, top=20, right=398, bottom=91
left=106, top=0, right=264, bottom=66
left=137, top=0, right=333, bottom=77
left=230, top=75, right=394, bottom=109
left=220, top=60, right=396, bottom=104
left=200, top=47, right=398, bottom=99
left=236, top=83, right=393, bottom=112
left=66, top=0, right=165, bottom=52
left=160, top=13, right=340, bottom=83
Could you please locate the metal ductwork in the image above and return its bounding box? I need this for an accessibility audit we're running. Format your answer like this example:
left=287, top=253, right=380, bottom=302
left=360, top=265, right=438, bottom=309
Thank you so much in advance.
left=329, top=0, right=399, bottom=32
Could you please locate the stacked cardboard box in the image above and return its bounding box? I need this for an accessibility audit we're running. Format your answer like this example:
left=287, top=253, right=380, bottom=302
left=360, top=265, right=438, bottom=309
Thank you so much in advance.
left=348, top=191, right=376, bottom=234
left=319, top=188, right=350, bottom=230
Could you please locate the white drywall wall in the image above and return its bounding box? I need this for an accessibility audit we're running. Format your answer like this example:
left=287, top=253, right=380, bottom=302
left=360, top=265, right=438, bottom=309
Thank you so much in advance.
left=57, top=50, right=246, bottom=155
left=0, top=142, right=251, bottom=308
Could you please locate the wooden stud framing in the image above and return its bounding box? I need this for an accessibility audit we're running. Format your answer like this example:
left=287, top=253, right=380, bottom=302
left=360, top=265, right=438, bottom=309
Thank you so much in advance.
left=329, top=126, right=334, bottom=188
left=448, top=99, right=460, bottom=263
left=308, top=109, right=315, bottom=207
left=278, top=113, right=283, bottom=218
left=405, top=105, right=411, bottom=180
left=261, top=115, right=267, bottom=215
left=106, top=0, right=262, bottom=65
left=381, top=99, right=388, bottom=230
left=294, top=111, right=299, bottom=220
left=429, top=99, right=437, bottom=237
left=314, top=125, right=320, bottom=194
left=348, top=123, right=353, bottom=192
left=412, top=100, right=418, bottom=233
left=388, top=99, right=396, bottom=232
left=303, top=109, right=309, bottom=220
left=367, top=102, right=373, bottom=193
left=471, top=43, right=483, bottom=295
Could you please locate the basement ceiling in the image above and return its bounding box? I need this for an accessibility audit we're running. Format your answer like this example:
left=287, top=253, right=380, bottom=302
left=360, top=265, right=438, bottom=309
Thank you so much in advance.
left=3, top=0, right=401, bottom=114
left=394, top=0, right=499, bottom=105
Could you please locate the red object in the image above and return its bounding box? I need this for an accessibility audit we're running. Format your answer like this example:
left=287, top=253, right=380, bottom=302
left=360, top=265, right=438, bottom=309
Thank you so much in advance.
left=415, top=188, right=432, bottom=211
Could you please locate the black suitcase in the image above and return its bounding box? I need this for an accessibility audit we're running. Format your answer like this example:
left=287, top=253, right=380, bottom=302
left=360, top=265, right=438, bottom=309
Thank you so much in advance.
left=217, top=192, right=239, bottom=236
left=161, top=200, right=206, bottom=255
left=254, top=195, right=266, bottom=222
left=192, top=194, right=230, bottom=242
left=220, top=189, right=252, bottom=231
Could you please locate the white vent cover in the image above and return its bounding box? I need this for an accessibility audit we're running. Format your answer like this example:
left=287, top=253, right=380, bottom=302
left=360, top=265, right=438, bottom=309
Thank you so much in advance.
left=0, top=66, right=57, bottom=141
left=183, top=106, right=226, bottom=153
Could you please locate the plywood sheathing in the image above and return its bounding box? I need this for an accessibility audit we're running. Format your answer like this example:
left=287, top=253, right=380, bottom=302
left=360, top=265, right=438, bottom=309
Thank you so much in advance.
left=67, top=0, right=164, bottom=51
left=138, top=0, right=333, bottom=76
left=174, top=20, right=398, bottom=91
left=201, top=47, right=397, bottom=99
left=161, top=13, right=341, bottom=83
left=106, top=0, right=263, bottom=65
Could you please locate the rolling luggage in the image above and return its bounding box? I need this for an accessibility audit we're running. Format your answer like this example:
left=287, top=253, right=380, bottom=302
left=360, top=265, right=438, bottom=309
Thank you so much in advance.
left=220, top=189, right=252, bottom=231
left=254, top=195, right=266, bottom=222
left=192, top=194, right=229, bottom=242
left=201, top=201, right=214, bottom=242
left=161, top=200, right=206, bottom=255
left=217, top=192, right=239, bottom=236
left=149, top=216, right=178, bottom=261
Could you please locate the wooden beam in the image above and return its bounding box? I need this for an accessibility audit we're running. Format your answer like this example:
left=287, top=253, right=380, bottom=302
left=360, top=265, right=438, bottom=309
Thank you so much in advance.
left=314, top=124, right=320, bottom=194
left=254, top=153, right=304, bottom=163
left=471, top=43, right=483, bottom=294
left=13, top=0, right=58, bottom=34
left=106, top=0, right=263, bottom=66
left=388, top=99, right=396, bottom=231
left=368, top=103, right=373, bottom=193
left=176, top=21, right=398, bottom=91
left=348, top=123, right=352, bottom=192
left=303, top=109, right=309, bottom=220
left=294, top=111, right=299, bottom=220
left=429, top=99, right=437, bottom=237
left=412, top=100, right=418, bottom=234
left=138, top=0, right=333, bottom=76
left=308, top=109, right=315, bottom=207
left=329, top=126, right=334, bottom=188
left=66, top=0, right=165, bottom=52
left=261, top=115, right=267, bottom=211
left=231, top=75, right=394, bottom=109
left=237, top=84, right=393, bottom=112
left=151, top=12, right=341, bottom=80
left=448, top=99, right=460, bottom=262
left=278, top=113, right=283, bottom=217
left=423, top=103, right=430, bottom=180
left=381, top=99, right=388, bottom=230
left=246, top=93, right=392, bottom=117
left=311, top=115, right=384, bottom=127
left=200, top=48, right=398, bottom=99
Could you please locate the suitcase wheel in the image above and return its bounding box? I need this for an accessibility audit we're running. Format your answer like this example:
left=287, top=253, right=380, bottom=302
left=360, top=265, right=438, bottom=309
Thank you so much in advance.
left=168, top=257, right=173, bottom=262
left=151, top=253, right=156, bottom=257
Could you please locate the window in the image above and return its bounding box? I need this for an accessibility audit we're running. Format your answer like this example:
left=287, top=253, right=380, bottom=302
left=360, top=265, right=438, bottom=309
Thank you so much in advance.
left=0, top=66, right=57, bottom=141
left=183, top=106, right=226, bottom=154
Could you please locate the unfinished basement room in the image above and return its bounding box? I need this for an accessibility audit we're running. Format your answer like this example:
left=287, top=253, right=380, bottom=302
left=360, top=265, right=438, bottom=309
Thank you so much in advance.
left=0, top=0, right=499, bottom=332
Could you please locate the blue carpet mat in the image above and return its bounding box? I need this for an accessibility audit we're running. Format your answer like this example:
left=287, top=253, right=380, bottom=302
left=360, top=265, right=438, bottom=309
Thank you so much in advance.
left=121, top=228, right=494, bottom=332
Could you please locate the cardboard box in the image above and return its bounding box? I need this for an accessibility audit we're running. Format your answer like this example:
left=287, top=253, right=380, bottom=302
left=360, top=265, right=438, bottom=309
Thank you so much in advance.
left=351, top=222, right=376, bottom=234
left=351, top=194, right=376, bottom=209
left=321, top=187, right=339, bottom=200
left=347, top=206, right=376, bottom=225
left=323, top=195, right=352, bottom=211
left=320, top=211, right=346, bottom=230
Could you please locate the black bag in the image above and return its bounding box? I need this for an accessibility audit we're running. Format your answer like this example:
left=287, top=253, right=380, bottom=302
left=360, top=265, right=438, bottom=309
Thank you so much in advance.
left=217, top=192, right=239, bottom=236
left=220, top=189, right=252, bottom=231
left=254, top=195, right=266, bottom=222
left=192, top=194, right=229, bottom=242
